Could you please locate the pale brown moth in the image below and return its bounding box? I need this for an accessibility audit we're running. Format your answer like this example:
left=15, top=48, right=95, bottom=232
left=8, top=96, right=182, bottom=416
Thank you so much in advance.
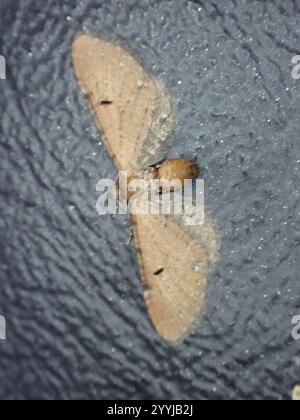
left=72, top=34, right=219, bottom=345
left=292, top=385, right=300, bottom=401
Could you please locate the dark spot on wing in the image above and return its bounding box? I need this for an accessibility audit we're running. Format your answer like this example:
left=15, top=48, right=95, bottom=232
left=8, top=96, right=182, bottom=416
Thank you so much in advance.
left=99, top=100, right=113, bottom=105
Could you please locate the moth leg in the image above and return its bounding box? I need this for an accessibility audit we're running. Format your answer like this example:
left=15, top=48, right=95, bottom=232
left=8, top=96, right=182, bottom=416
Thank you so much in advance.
left=126, top=228, right=134, bottom=246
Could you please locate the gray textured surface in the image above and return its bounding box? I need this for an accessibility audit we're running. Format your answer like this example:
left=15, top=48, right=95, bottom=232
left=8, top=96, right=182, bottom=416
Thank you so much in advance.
left=0, top=0, right=300, bottom=400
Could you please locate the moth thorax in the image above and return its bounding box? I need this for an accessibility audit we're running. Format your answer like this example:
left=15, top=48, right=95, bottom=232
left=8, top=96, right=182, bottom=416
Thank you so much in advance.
left=156, top=159, right=199, bottom=185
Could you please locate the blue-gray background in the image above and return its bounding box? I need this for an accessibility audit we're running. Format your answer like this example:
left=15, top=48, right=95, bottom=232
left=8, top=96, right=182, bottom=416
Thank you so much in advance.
left=0, top=0, right=300, bottom=400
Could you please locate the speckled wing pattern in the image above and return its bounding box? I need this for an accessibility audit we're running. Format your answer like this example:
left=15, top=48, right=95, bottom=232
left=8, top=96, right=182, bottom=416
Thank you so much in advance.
left=72, top=34, right=175, bottom=176
left=132, top=212, right=219, bottom=344
left=72, top=34, right=219, bottom=345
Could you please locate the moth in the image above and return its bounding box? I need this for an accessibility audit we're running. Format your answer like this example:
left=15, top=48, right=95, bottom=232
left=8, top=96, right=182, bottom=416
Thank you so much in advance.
left=72, top=34, right=219, bottom=345
left=293, top=385, right=300, bottom=401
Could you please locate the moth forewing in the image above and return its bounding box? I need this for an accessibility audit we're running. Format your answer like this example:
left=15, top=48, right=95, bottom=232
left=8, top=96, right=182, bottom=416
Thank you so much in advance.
left=72, top=34, right=175, bottom=176
left=132, top=213, right=211, bottom=345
